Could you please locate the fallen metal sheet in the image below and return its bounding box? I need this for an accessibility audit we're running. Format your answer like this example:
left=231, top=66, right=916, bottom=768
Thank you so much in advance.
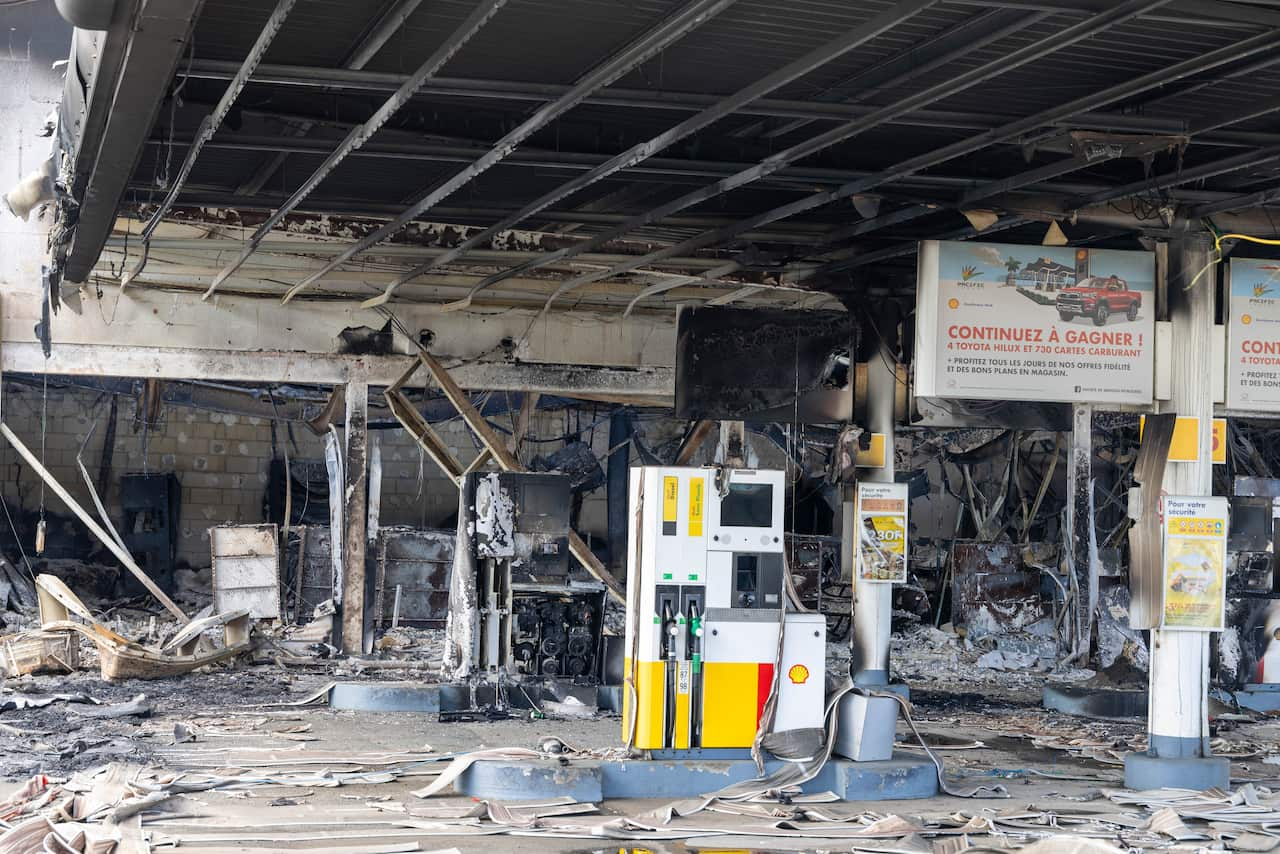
left=328, top=682, right=441, bottom=713
left=0, top=692, right=98, bottom=711
left=70, top=694, right=153, bottom=720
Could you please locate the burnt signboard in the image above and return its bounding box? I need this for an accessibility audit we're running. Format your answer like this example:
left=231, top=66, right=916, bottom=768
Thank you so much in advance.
left=675, top=307, right=855, bottom=423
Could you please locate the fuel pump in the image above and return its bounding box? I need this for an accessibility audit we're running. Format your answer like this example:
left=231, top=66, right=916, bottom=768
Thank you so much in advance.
left=622, top=466, right=825, bottom=752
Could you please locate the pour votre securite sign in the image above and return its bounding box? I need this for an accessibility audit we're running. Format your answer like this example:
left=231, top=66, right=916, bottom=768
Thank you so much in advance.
left=915, top=240, right=1156, bottom=405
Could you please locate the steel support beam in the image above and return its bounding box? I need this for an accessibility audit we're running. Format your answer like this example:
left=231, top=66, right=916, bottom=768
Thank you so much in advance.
left=947, top=0, right=1280, bottom=28
left=0, top=340, right=676, bottom=395
left=237, top=0, right=427, bottom=196
left=188, top=57, right=1280, bottom=148
left=122, top=0, right=297, bottom=288
left=202, top=0, right=510, bottom=298
left=1190, top=184, right=1280, bottom=217
left=410, top=350, right=627, bottom=603
left=815, top=140, right=1280, bottom=280
left=550, top=17, right=1279, bottom=301
left=61, top=0, right=206, bottom=283
left=445, top=0, right=1172, bottom=312
left=156, top=134, right=896, bottom=190
left=280, top=0, right=738, bottom=303
left=357, top=0, right=940, bottom=308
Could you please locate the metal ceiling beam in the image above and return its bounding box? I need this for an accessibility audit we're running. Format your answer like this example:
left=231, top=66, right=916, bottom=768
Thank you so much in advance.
left=277, top=0, right=741, bottom=304
left=199, top=0, right=511, bottom=300
left=541, top=17, right=1280, bottom=307
left=151, top=134, right=918, bottom=190
left=122, top=188, right=845, bottom=241
left=1189, top=184, right=1280, bottom=217
left=126, top=177, right=1245, bottom=230
left=947, top=0, right=1280, bottom=27
left=120, top=0, right=297, bottom=289
left=185, top=59, right=1231, bottom=140
left=1075, top=145, right=1280, bottom=208
left=60, top=0, right=206, bottom=284
left=356, top=0, right=943, bottom=309
left=812, top=141, right=1280, bottom=281
left=455, top=0, right=1172, bottom=313
left=793, top=96, right=1280, bottom=253
left=619, top=150, right=1147, bottom=312
left=237, top=0, right=426, bottom=196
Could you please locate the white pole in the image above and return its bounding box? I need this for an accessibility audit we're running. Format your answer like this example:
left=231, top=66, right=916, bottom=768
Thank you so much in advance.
left=1126, top=233, right=1227, bottom=789
left=851, top=342, right=895, bottom=685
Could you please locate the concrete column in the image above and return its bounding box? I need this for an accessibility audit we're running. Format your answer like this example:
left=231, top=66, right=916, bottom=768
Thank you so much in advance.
left=1067, top=403, right=1095, bottom=663
left=1124, top=234, right=1229, bottom=790
left=851, top=342, right=895, bottom=685
left=341, top=378, right=369, bottom=654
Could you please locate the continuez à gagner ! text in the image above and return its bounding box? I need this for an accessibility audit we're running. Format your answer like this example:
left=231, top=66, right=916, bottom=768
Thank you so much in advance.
left=945, top=325, right=1143, bottom=357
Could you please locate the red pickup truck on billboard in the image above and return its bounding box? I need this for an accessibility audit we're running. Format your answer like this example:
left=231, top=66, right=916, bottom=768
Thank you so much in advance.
left=1055, top=275, right=1142, bottom=326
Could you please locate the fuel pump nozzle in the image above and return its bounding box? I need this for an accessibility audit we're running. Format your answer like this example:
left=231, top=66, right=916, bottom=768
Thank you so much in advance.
left=687, top=602, right=703, bottom=671
left=661, top=602, right=678, bottom=660
left=660, top=601, right=679, bottom=748
left=688, top=601, right=704, bottom=747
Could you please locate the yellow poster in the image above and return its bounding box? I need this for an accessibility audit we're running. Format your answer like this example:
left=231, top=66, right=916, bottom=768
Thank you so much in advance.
left=1161, top=497, right=1227, bottom=631
left=856, top=482, right=909, bottom=584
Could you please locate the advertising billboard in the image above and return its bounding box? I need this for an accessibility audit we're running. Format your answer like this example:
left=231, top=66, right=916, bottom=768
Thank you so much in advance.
left=915, top=241, right=1155, bottom=405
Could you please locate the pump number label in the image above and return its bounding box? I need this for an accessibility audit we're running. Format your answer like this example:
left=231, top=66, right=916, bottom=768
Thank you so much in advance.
left=676, top=661, right=691, bottom=695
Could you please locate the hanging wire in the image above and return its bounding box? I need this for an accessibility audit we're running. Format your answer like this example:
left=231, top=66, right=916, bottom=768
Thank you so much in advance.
left=1183, top=229, right=1280, bottom=293
left=36, top=367, right=47, bottom=550
left=0, top=492, right=35, bottom=583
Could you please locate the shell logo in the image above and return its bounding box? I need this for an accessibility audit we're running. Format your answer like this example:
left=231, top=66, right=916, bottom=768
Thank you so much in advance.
left=1243, top=314, right=1254, bottom=325
left=787, top=664, right=810, bottom=685
left=947, top=298, right=960, bottom=310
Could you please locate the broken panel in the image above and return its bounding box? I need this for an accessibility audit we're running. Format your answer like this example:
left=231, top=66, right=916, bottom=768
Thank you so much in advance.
left=950, top=541, right=1046, bottom=638
left=210, top=524, right=281, bottom=620
left=373, top=527, right=453, bottom=629
left=675, top=306, right=854, bottom=423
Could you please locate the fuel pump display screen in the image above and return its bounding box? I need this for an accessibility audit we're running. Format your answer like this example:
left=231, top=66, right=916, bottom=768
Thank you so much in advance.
left=720, top=483, right=773, bottom=527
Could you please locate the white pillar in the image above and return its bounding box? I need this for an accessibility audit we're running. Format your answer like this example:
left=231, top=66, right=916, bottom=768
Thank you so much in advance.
left=1126, top=233, right=1226, bottom=789
left=852, top=343, right=895, bottom=685
left=1151, top=234, right=1213, bottom=756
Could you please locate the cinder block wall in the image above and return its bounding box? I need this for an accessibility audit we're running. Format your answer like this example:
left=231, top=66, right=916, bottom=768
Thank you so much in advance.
left=0, top=383, right=623, bottom=567
left=0, top=382, right=793, bottom=570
